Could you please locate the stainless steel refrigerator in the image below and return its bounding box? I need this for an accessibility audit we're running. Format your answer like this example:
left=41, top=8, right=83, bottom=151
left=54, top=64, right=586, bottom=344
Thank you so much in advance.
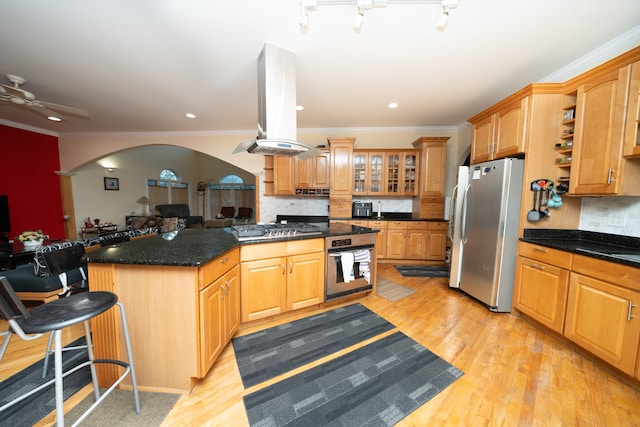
left=450, top=158, right=524, bottom=312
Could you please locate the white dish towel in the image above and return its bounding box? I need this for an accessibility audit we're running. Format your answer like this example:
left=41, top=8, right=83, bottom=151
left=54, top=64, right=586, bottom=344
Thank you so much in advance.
left=341, top=252, right=355, bottom=283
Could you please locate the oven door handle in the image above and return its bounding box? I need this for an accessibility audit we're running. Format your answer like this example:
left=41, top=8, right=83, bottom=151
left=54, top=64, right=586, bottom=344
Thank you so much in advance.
left=327, top=244, right=375, bottom=254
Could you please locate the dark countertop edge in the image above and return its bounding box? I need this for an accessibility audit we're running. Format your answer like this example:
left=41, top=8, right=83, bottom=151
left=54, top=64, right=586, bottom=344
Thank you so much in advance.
left=86, top=225, right=379, bottom=267
left=520, top=228, right=640, bottom=268
left=332, top=217, right=446, bottom=222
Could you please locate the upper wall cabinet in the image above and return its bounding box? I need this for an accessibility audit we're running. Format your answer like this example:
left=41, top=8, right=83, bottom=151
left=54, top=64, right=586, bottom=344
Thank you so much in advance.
left=623, top=60, right=640, bottom=159
left=411, top=137, right=448, bottom=219
left=468, top=95, right=529, bottom=164
left=294, top=150, right=330, bottom=192
left=567, top=50, right=640, bottom=196
left=352, top=149, right=418, bottom=196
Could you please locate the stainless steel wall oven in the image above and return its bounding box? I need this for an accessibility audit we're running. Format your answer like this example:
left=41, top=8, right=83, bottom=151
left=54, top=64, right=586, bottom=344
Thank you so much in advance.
left=325, top=233, right=376, bottom=300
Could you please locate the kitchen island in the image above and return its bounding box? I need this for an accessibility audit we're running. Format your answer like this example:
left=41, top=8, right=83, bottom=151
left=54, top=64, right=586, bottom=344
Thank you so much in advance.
left=85, top=225, right=377, bottom=393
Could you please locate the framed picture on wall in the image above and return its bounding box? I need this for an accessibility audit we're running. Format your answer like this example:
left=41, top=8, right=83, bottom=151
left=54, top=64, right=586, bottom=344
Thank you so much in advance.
left=104, top=177, right=119, bottom=191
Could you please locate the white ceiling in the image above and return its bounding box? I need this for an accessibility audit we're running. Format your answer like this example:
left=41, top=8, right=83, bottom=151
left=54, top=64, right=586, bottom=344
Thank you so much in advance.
left=0, top=0, right=639, bottom=136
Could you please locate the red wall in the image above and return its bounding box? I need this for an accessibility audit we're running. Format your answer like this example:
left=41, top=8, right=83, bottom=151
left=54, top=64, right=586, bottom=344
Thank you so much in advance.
left=0, top=124, right=65, bottom=241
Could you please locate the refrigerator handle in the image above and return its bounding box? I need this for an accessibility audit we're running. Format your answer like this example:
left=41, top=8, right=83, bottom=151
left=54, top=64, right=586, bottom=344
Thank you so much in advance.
left=461, top=183, right=471, bottom=244
left=447, top=184, right=459, bottom=240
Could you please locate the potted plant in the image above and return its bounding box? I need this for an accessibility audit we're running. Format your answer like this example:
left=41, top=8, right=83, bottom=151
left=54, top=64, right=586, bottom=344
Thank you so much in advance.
left=17, top=229, right=46, bottom=251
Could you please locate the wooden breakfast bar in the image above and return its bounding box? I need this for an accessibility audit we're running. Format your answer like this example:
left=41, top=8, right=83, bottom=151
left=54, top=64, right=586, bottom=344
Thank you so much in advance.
left=86, top=228, right=240, bottom=394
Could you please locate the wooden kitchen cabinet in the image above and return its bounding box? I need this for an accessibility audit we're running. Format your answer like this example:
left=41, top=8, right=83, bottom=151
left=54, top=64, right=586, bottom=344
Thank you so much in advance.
left=469, top=95, right=528, bottom=164
left=563, top=254, right=640, bottom=376
left=273, top=156, right=295, bottom=195
left=240, top=238, right=325, bottom=322
left=353, top=150, right=385, bottom=195
left=425, top=222, right=448, bottom=261
left=385, top=221, right=433, bottom=260
left=87, top=247, right=240, bottom=393
left=568, top=66, right=630, bottom=195
left=385, top=151, right=418, bottom=196
left=369, top=219, right=387, bottom=259
left=295, top=150, right=330, bottom=189
left=623, top=60, right=640, bottom=158
left=513, top=242, right=572, bottom=333
left=199, top=264, right=239, bottom=375
left=412, top=137, right=448, bottom=219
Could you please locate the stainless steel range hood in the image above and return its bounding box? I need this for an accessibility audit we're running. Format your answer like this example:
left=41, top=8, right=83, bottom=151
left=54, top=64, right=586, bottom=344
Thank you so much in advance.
left=234, top=44, right=318, bottom=159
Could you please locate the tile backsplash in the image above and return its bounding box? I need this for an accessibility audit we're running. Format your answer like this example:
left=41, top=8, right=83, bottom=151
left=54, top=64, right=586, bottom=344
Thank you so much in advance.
left=580, top=196, right=640, bottom=237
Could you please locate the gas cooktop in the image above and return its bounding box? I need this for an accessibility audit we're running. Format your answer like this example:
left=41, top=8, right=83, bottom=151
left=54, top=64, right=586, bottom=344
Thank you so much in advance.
left=231, top=223, right=323, bottom=241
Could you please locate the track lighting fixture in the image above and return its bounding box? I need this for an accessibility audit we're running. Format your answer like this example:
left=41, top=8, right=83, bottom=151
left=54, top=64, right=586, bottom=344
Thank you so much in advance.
left=298, top=0, right=460, bottom=32
left=353, top=5, right=365, bottom=32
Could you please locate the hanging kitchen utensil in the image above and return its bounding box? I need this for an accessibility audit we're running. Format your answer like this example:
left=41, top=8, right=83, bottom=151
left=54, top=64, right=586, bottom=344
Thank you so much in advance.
left=527, top=186, right=541, bottom=222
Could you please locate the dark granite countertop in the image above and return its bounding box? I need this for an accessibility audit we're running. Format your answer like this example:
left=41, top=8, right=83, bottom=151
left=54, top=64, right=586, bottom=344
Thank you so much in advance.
left=520, top=229, right=640, bottom=268
left=334, top=212, right=446, bottom=221
left=86, top=224, right=378, bottom=267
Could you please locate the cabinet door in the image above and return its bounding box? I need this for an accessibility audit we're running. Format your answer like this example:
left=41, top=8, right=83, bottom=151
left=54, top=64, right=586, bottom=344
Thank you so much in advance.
left=421, top=143, right=446, bottom=196
left=564, top=272, right=640, bottom=375
left=425, top=228, right=447, bottom=261
left=199, top=277, right=224, bottom=375
left=313, top=152, right=330, bottom=188
left=513, top=256, right=569, bottom=333
left=287, top=252, right=325, bottom=311
left=405, top=229, right=428, bottom=260
left=385, top=153, right=401, bottom=194
left=402, top=152, right=418, bottom=195
left=471, top=115, right=494, bottom=164
left=368, top=152, right=385, bottom=195
left=369, top=220, right=387, bottom=259
left=274, top=156, right=295, bottom=195
left=223, top=265, right=240, bottom=341
left=385, top=222, right=407, bottom=259
left=570, top=66, right=629, bottom=195
left=493, top=97, right=528, bottom=158
left=294, top=157, right=312, bottom=188
left=330, top=141, right=354, bottom=195
left=353, top=152, right=368, bottom=194
left=240, top=257, right=287, bottom=322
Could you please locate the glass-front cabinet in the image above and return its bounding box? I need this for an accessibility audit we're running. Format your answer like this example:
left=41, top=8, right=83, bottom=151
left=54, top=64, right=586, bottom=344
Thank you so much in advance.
left=368, top=152, right=384, bottom=194
left=352, top=149, right=418, bottom=196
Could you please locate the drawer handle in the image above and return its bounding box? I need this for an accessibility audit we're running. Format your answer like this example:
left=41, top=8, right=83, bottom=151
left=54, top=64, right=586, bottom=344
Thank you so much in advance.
left=220, top=256, right=229, bottom=264
left=533, top=247, right=547, bottom=253
left=530, top=263, right=544, bottom=270
left=628, top=302, right=636, bottom=321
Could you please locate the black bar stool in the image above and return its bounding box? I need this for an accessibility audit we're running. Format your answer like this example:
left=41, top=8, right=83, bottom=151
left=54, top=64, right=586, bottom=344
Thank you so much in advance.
left=0, top=276, right=140, bottom=427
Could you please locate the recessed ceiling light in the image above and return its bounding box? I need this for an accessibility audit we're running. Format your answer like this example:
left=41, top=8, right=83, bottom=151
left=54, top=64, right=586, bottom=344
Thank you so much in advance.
left=185, top=113, right=196, bottom=119
left=388, top=102, right=398, bottom=109
left=296, top=105, right=304, bottom=111
left=47, top=116, right=62, bottom=121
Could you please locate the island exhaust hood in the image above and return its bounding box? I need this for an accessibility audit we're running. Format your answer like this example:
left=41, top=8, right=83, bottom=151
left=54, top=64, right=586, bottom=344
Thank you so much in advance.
left=234, top=44, right=319, bottom=159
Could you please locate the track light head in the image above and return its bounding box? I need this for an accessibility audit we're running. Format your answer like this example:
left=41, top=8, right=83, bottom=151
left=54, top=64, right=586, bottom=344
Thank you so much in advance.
left=299, top=6, right=310, bottom=30
left=436, top=4, right=450, bottom=31
left=353, top=5, right=365, bottom=32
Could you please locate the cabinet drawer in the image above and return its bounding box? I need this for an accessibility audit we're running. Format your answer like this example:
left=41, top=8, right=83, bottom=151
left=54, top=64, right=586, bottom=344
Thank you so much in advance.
left=199, top=248, right=239, bottom=289
left=387, top=221, right=408, bottom=230
left=368, top=220, right=387, bottom=229
left=407, top=221, right=429, bottom=229
left=285, top=238, right=324, bottom=256
left=518, top=242, right=572, bottom=269
left=427, top=221, right=448, bottom=231
left=572, top=254, right=640, bottom=292
left=241, top=241, right=286, bottom=261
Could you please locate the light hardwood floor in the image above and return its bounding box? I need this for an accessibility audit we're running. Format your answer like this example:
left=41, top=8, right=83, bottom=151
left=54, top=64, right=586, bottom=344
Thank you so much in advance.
left=3, top=264, right=640, bottom=426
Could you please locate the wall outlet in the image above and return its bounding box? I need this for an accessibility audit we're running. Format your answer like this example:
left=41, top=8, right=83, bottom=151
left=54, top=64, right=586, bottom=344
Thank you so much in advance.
left=607, top=213, right=626, bottom=227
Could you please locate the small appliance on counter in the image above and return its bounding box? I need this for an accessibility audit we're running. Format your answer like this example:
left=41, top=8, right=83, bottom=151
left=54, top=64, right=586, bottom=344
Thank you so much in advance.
left=352, top=202, right=372, bottom=218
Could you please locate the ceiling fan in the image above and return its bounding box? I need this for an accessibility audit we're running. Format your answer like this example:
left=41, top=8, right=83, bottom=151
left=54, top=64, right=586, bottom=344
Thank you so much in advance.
left=0, top=74, right=89, bottom=121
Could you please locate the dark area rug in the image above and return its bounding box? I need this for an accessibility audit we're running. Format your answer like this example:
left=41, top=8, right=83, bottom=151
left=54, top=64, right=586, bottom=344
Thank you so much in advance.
left=232, top=303, right=396, bottom=388
left=0, top=337, right=91, bottom=427
left=395, top=265, right=450, bottom=278
left=243, top=331, right=463, bottom=426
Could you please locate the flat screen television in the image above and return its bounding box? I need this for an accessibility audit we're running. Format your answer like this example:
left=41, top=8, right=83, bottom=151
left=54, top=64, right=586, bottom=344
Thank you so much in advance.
left=0, top=195, right=10, bottom=234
